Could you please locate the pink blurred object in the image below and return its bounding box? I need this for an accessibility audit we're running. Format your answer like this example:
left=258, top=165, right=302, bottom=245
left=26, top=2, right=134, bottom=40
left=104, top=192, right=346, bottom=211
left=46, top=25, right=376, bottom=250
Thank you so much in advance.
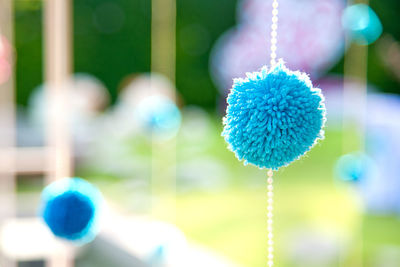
left=0, top=35, right=13, bottom=84
left=0, top=35, right=12, bottom=59
left=211, top=0, right=345, bottom=92
left=0, top=58, right=11, bottom=84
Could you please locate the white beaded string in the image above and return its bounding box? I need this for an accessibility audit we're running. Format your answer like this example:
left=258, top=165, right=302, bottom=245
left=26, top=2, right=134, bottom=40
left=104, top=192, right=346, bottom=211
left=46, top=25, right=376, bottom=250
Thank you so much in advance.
left=267, top=169, right=274, bottom=267
left=270, top=0, right=279, bottom=66
left=268, top=2, right=279, bottom=265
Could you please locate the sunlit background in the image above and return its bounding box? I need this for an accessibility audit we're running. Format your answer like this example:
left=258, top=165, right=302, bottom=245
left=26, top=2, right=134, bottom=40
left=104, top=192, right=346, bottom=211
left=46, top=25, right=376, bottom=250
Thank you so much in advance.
left=0, top=0, right=400, bottom=266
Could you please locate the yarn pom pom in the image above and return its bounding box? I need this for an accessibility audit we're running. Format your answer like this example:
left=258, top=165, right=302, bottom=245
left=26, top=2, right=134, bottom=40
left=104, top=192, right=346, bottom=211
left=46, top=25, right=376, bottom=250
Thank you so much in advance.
left=40, top=178, right=103, bottom=244
left=342, top=4, right=382, bottom=45
left=222, top=61, right=326, bottom=170
left=136, top=95, right=181, bottom=140
left=334, top=152, right=375, bottom=182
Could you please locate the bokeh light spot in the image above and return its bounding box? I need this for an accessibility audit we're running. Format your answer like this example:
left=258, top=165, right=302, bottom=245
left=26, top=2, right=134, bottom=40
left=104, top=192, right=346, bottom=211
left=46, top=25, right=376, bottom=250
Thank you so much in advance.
left=93, top=2, right=125, bottom=34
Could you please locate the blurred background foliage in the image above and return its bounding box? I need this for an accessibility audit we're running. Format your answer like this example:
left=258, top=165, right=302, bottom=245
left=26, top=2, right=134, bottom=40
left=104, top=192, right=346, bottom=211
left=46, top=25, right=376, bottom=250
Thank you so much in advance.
left=14, top=0, right=400, bottom=110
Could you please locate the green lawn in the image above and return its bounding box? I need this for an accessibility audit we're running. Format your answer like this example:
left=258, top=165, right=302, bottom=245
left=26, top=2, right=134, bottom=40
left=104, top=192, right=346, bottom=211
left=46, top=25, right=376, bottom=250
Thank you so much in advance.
left=84, top=116, right=400, bottom=267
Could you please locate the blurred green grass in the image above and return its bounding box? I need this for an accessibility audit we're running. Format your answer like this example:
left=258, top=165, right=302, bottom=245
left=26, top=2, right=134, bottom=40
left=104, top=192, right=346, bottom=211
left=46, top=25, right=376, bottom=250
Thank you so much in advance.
left=84, top=117, right=400, bottom=267
left=170, top=126, right=400, bottom=267
left=166, top=125, right=355, bottom=267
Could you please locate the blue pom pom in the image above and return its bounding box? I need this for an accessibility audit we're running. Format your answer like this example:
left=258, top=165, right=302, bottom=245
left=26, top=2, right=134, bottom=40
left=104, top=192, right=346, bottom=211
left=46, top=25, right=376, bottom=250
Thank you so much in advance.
left=334, top=152, right=374, bottom=182
left=222, top=61, right=326, bottom=170
left=41, top=178, right=102, bottom=244
left=342, top=4, right=382, bottom=45
left=136, top=95, right=181, bottom=139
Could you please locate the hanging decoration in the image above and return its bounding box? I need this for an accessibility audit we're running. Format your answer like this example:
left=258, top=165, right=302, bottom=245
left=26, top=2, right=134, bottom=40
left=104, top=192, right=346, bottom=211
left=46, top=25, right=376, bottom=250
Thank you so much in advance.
left=334, top=152, right=373, bottom=183
left=222, top=62, right=326, bottom=169
left=222, top=0, right=326, bottom=265
left=342, top=4, right=382, bottom=45
left=40, top=177, right=103, bottom=244
left=136, top=94, right=181, bottom=140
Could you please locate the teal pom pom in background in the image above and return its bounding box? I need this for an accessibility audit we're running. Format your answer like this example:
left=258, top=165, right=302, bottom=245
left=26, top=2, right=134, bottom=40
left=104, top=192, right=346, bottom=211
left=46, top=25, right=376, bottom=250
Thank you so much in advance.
left=136, top=95, right=181, bottom=140
left=342, top=4, right=382, bottom=45
left=41, top=178, right=103, bottom=244
left=222, top=61, right=326, bottom=170
left=334, top=152, right=375, bottom=182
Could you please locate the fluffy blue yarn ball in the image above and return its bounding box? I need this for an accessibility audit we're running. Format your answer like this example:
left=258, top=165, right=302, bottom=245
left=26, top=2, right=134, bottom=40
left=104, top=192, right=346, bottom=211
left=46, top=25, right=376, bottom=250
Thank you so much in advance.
left=222, top=61, right=326, bottom=170
left=342, top=4, right=382, bottom=45
left=41, top=178, right=102, bottom=244
left=136, top=95, right=181, bottom=139
left=334, top=152, right=373, bottom=182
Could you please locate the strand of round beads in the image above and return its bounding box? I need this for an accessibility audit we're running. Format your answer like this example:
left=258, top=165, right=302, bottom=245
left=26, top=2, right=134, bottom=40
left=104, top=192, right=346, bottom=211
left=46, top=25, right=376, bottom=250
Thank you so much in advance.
left=267, top=169, right=274, bottom=267
left=270, top=0, right=279, bottom=66
left=268, top=1, right=279, bottom=265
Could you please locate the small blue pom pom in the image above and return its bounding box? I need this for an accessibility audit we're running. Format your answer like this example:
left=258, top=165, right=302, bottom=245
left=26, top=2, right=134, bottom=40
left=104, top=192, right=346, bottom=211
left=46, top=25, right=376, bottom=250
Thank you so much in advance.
left=222, top=61, right=326, bottom=170
left=136, top=95, right=181, bottom=139
left=41, top=178, right=102, bottom=244
left=342, top=4, right=382, bottom=45
left=334, top=152, right=374, bottom=182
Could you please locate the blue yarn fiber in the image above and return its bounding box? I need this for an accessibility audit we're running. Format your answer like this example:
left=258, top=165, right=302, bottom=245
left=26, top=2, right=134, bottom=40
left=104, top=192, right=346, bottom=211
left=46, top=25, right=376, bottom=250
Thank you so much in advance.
left=41, top=178, right=102, bottom=244
left=222, top=61, right=326, bottom=170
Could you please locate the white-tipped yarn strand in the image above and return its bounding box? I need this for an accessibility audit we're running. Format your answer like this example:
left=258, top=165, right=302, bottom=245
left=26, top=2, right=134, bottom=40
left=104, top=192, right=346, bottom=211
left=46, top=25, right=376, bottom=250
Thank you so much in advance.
left=267, top=169, right=274, bottom=267
left=270, top=0, right=279, bottom=66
